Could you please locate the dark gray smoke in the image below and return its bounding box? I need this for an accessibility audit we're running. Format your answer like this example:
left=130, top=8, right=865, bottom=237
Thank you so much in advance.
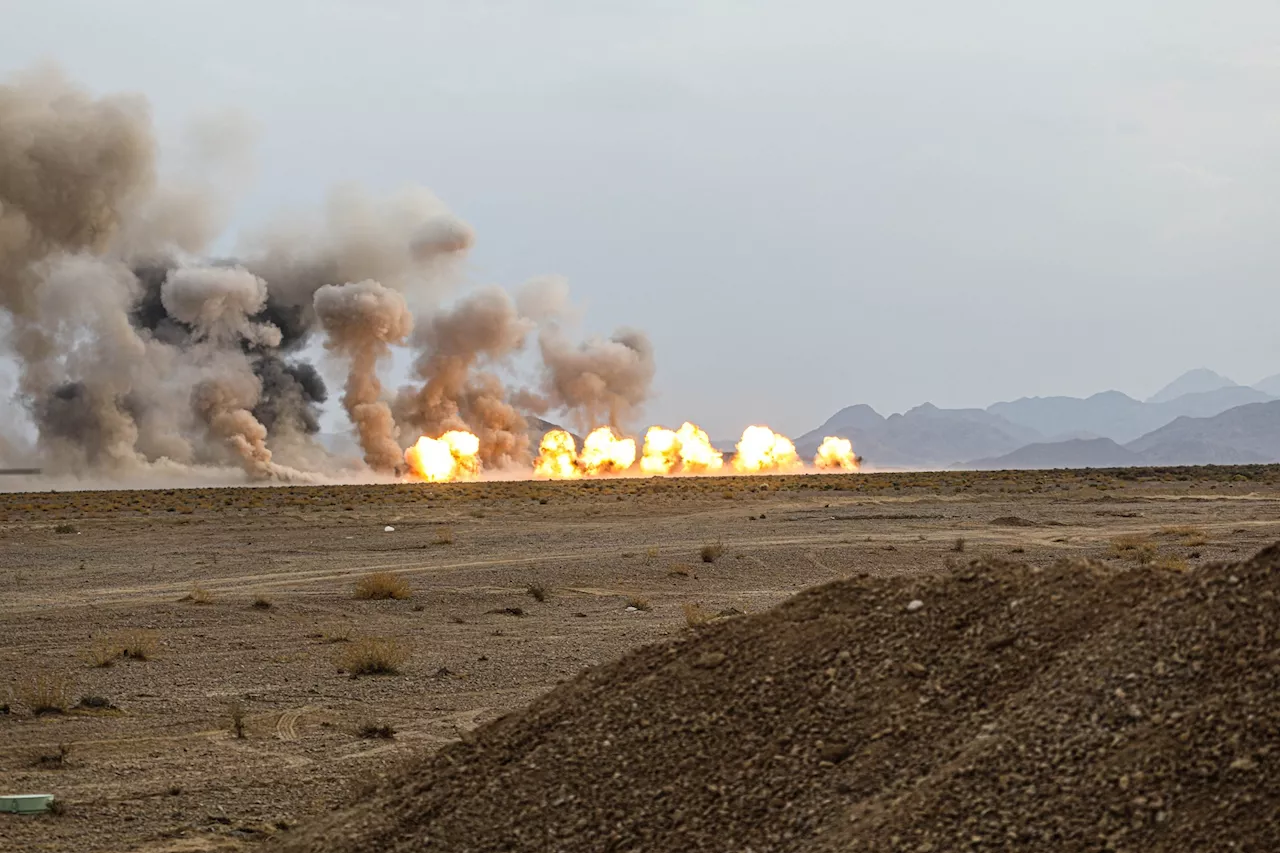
left=0, top=68, right=657, bottom=483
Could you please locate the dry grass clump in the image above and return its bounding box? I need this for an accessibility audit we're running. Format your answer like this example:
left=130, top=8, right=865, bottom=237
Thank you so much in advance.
left=250, top=595, right=273, bottom=610
left=17, top=673, right=74, bottom=715
left=116, top=628, right=159, bottom=661
left=53, top=523, right=77, bottom=534
left=226, top=699, right=247, bottom=739
left=681, top=602, right=714, bottom=627
left=181, top=584, right=215, bottom=604
left=626, top=596, right=652, bottom=612
left=354, top=571, right=412, bottom=600
left=952, top=537, right=966, bottom=552
left=1160, top=525, right=1209, bottom=546
left=433, top=527, right=455, bottom=545
left=526, top=583, right=548, bottom=602
left=1110, top=535, right=1157, bottom=564
left=1151, top=554, right=1190, bottom=572
left=358, top=720, right=396, bottom=739
left=335, top=637, right=409, bottom=676
left=700, top=539, right=725, bottom=563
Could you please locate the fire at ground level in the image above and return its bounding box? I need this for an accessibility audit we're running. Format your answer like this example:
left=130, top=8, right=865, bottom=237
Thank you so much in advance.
left=405, top=422, right=860, bottom=482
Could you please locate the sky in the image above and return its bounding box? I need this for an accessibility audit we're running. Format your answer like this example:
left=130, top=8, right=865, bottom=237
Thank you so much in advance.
left=3, top=0, right=1280, bottom=439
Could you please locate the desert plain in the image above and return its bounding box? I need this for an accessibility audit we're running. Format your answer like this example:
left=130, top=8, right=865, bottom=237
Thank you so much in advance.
left=2, top=464, right=1279, bottom=852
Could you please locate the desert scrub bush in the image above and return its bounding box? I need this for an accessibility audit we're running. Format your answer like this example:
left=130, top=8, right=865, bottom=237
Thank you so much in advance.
left=433, top=527, right=455, bottom=545
left=17, top=673, right=73, bottom=715
left=1160, top=525, right=1209, bottom=546
left=952, top=537, right=966, bottom=553
left=353, top=571, right=412, bottom=600
left=1151, top=554, right=1189, bottom=572
left=682, top=602, right=714, bottom=627
left=250, top=595, right=273, bottom=610
left=181, top=584, right=215, bottom=604
left=53, top=523, right=77, bottom=534
left=1110, top=535, right=1157, bottom=564
left=626, top=596, right=652, bottom=612
left=335, top=637, right=409, bottom=676
left=526, top=583, right=548, bottom=602
left=226, top=699, right=247, bottom=738
left=95, top=628, right=159, bottom=662
left=358, top=720, right=396, bottom=739
left=700, top=539, right=725, bottom=563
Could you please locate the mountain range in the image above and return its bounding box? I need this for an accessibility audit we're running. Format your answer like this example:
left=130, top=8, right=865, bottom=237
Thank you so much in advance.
left=796, top=369, right=1280, bottom=470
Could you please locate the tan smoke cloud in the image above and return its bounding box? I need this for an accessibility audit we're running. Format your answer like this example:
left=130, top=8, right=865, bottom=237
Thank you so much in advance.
left=161, top=265, right=281, bottom=346
left=314, top=279, right=414, bottom=473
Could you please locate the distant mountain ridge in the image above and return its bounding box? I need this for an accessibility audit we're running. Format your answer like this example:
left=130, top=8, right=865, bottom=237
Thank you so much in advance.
left=805, top=368, right=1278, bottom=470
left=1146, top=368, right=1238, bottom=403
left=963, top=401, right=1280, bottom=469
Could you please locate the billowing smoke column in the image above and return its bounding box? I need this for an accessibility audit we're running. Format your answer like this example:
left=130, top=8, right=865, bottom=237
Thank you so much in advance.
left=313, top=279, right=413, bottom=473
left=0, top=68, right=660, bottom=484
left=394, top=287, right=534, bottom=468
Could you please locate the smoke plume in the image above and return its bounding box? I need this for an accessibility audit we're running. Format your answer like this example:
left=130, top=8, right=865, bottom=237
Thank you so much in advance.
left=314, top=280, right=414, bottom=473
left=0, top=67, right=658, bottom=484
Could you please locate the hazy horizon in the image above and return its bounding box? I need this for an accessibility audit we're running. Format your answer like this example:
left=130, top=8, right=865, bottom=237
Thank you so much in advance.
left=3, top=1, right=1280, bottom=441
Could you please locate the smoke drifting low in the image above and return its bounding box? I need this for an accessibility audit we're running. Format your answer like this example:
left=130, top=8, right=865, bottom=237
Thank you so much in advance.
left=0, top=69, right=656, bottom=483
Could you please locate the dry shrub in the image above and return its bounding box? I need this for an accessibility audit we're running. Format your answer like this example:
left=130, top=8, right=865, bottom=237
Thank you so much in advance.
left=86, top=637, right=121, bottom=668
left=322, top=625, right=353, bottom=644
left=251, top=595, right=273, bottom=610
left=1110, top=535, right=1157, bottom=564
left=1151, top=554, right=1189, bottom=572
left=953, top=537, right=966, bottom=553
left=434, top=527, right=455, bottom=545
left=1160, top=525, right=1209, bottom=546
left=17, top=673, right=73, bottom=715
left=181, top=584, right=215, bottom=605
left=358, top=720, right=396, bottom=739
left=354, top=572, right=412, bottom=601
left=700, top=540, right=725, bottom=563
left=526, top=583, right=548, bottom=602
left=53, top=523, right=77, bottom=534
left=335, top=637, right=409, bottom=676
left=116, top=629, right=158, bottom=661
left=226, top=699, right=246, bottom=739
left=682, top=602, right=714, bottom=627
left=626, top=596, right=652, bottom=612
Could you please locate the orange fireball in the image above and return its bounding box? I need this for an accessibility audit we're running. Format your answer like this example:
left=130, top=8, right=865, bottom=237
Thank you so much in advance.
left=579, top=426, right=637, bottom=475
left=641, top=422, right=723, bottom=474
left=533, top=429, right=581, bottom=479
left=405, top=430, right=481, bottom=482
left=731, top=425, right=801, bottom=473
left=814, top=435, right=860, bottom=471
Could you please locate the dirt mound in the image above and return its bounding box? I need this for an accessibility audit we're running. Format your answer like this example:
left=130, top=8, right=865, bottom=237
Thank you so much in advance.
left=285, top=546, right=1280, bottom=853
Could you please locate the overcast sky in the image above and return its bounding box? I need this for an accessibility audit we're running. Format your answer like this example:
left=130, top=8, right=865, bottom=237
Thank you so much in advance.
left=3, top=1, right=1279, bottom=438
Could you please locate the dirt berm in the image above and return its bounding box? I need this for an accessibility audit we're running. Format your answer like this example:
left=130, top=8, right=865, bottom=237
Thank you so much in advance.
left=284, top=545, right=1280, bottom=852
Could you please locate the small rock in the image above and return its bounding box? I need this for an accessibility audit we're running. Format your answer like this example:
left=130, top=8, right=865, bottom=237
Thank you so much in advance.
left=906, top=599, right=924, bottom=612
left=818, top=741, right=853, bottom=764
left=693, top=651, right=727, bottom=670
left=383, top=525, right=395, bottom=532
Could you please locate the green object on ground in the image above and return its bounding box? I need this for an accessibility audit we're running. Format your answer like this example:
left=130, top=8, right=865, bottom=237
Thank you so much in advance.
left=0, top=794, right=54, bottom=814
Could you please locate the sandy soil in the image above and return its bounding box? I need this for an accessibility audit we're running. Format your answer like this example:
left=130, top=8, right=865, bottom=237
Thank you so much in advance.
left=2, top=466, right=1278, bottom=852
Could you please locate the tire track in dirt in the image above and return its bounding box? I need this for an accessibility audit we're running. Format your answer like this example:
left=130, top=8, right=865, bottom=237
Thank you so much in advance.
left=0, top=534, right=872, bottom=613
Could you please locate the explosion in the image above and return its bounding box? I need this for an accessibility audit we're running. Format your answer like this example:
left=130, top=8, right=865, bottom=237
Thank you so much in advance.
left=533, top=429, right=581, bottom=479
left=640, top=422, right=724, bottom=475
left=0, top=69, right=874, bottom=486
left=578, top=426, right=637, bottom=475
left=814, top=435, right=860, bottom=471
left=404, top=430, right=480, bottom=482
left=731, top=425, right=802, bottom=473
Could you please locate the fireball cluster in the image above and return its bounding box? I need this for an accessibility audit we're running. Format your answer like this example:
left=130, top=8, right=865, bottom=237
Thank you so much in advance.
left=403, top=423, right=860, bottom=482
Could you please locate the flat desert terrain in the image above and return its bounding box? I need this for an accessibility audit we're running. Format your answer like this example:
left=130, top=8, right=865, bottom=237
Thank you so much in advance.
left=2, top=466, right=1279, bottom=852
